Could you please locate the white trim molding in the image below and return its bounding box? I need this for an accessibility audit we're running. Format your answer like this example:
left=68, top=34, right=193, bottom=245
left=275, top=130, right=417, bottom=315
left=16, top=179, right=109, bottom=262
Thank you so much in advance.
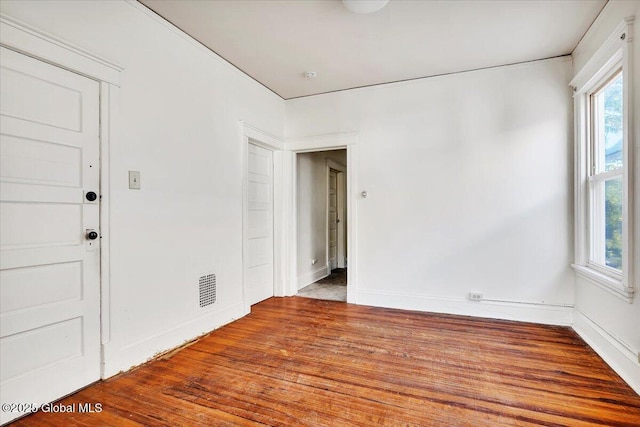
left=298, top=264, right=331, bottom=290
left=285, top=132, right=359, bottom=302
left=357, top=289, right=574, bottom=326
left=326, top=159, right=346, bottom=172
left=570, top=17, right=633, bottom=92
left=570, top=16, right=635, bottom=302
left=241, top=121, right=285, bottom=151
left=573, top=308, right=640, bottom=395
left=285, top=131, right=359, bottom=152
left=103, top=302, right=246, bottom=378
left=0, top=14, right=122, bottom=86
left=99, top=82, right=114, bottom=346
left=573, top=264, right=634, bottom=303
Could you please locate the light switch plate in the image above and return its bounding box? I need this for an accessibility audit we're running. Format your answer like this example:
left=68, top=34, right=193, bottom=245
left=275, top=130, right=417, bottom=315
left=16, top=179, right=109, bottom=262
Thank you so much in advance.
left=129, top=171, right=141, bottom=189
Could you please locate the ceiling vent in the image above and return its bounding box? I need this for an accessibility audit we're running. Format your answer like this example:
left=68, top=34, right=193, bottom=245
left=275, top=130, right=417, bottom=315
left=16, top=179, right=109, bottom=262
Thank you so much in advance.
left=199, top=274, right=216, bottom=308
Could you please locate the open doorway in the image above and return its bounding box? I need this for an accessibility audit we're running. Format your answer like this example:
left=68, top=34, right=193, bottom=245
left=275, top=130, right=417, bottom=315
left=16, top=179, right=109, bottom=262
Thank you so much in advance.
left=296, top=149, right=347, bottom=302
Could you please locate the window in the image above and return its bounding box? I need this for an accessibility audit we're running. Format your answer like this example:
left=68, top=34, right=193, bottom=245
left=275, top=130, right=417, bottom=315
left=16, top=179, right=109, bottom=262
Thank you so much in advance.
left=589, top=70, right=623, bottom=273
left=571, top=18, right=634, bottom=302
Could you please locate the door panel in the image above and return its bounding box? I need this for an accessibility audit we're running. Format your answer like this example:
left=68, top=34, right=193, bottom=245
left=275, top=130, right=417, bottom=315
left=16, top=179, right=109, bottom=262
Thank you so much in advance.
left=1, top=134, right=82, bottom=186
left=1, top=318, right=83, bottom=382
left=0, top=59, right=84, bottom=132
left=328, top=169, right=338, bottom=270
left=1, top=203, right=82, bottom=248
left=0, top=47, right=101, bottom=424
left=1, top=262, right=82, bottom=313
left=246, top=144, right=273, bottom=305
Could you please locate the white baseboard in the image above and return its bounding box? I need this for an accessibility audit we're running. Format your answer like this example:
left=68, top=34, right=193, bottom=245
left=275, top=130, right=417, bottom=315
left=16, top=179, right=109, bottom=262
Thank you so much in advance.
left=102, top=302, right=247, bottom=378
left=355, top=289, right=639, bottom=394
left=356, top=289, right=573, bottom=325
left=572, top=309, right=640, bottom=395
left=297, top=264, right=330, bottom=290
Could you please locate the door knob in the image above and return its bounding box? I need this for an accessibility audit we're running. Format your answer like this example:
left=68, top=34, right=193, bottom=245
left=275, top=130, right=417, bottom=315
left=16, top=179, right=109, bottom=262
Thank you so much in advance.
left=86, top=229, right=99, bottom=240
left=86, top=191, right=98, bottom=202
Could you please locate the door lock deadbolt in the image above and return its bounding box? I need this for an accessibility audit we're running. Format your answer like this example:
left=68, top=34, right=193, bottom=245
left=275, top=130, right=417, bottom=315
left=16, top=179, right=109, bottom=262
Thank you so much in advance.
left=86, top=229, right=99, bottom=240
left=86, top=191, right=98, bottom=202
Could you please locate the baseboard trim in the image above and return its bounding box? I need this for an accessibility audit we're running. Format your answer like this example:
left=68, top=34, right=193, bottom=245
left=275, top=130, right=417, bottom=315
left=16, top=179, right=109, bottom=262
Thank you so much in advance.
left=102, top=302, right=247, bottom=378
left=572, top=308, right=640, bottom=395
left=356, top=289, right=573, bottom=326
left=297, top=264, right=330, bottom=290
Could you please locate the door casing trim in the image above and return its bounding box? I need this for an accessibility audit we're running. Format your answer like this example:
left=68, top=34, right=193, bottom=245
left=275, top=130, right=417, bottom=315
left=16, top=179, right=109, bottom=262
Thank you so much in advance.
left=286, top=133, right=359, bottom=303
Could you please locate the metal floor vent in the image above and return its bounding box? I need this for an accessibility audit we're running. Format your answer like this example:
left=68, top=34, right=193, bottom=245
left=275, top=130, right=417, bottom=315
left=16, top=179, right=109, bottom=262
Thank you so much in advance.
left=199, top=274, right=216, bottom=307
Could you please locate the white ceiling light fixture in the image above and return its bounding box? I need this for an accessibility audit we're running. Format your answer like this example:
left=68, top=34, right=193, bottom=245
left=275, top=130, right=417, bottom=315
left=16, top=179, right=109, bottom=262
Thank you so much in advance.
left=304, top=71, right=318, bottom=79
left=342, top=0, right=390, bottom=14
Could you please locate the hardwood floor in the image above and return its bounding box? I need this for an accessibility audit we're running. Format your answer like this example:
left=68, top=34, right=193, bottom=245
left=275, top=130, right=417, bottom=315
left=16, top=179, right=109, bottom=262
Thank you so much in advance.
left=11, top=297, right=640, bottom=426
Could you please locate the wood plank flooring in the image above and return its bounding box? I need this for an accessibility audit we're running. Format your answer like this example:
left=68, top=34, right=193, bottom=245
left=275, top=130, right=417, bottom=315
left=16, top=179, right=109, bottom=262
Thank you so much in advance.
left=11, top=297, right=640, bottom=426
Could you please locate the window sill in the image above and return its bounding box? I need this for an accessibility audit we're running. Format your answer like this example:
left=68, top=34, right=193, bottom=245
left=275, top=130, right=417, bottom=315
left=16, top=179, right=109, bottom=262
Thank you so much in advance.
left=572, top=264, right=634, bottom=303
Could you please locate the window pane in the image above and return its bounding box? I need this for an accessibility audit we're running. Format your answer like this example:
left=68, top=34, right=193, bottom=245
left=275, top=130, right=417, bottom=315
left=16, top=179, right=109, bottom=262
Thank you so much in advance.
left=594, top=73, right=623, bottom=172
left=605, top=177, right=622, bottom=269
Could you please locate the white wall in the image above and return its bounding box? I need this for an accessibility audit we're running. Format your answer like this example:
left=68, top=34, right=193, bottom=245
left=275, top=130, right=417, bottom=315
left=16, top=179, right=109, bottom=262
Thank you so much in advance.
left=571, top=0, right=640, bottom=394
left=286, top=58, right=575, bottom=324
left=0, top=0, right=284, bottom=376
left=6, top=0, right=634, bottom=394
left=297, top=150, right=346, bottom=288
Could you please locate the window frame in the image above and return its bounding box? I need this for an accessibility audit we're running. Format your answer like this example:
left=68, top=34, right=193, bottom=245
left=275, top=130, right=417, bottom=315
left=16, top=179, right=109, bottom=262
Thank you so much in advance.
left=570, top=17, right=635, bottom=303
left=587, top=68, right=624, bottom=276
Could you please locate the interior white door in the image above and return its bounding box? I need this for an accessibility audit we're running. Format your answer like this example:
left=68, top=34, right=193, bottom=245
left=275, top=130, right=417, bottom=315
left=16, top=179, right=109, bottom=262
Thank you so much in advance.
left=246, top=143, right=274, bottom=306
left=336, top=171, right=346, bottom=269
left=328, top=168, right=338, bottom=270
left=0, top=47, right=101, bottom=424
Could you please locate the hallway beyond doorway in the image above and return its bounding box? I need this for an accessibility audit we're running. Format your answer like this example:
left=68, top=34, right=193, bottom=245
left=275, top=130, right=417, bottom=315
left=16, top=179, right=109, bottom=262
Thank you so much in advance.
left=297, top=268, right=346, bottom=302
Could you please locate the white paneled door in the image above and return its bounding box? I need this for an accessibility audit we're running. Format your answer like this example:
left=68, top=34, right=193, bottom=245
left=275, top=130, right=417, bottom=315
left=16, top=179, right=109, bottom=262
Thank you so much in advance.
left=328, top=168, right=338, bottom=270
left=0, top=47, right=101, bottom=424
left=245, top=144, right=273, bottom=305
left=246, top=144, right=274, bottom=306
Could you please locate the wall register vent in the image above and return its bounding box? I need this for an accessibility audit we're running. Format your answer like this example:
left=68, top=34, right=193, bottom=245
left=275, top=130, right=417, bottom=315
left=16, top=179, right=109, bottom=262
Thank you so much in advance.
left=199, top=274, right=216, bottom=307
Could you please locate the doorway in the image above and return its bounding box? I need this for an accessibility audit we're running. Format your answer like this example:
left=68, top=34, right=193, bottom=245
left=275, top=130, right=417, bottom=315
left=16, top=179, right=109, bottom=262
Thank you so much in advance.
left=295, top=150, right=347, bottom=302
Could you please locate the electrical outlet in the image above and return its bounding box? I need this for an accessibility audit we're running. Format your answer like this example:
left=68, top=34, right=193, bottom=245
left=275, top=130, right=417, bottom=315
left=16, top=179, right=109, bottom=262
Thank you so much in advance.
left=469, top=292, right=483, bottom=302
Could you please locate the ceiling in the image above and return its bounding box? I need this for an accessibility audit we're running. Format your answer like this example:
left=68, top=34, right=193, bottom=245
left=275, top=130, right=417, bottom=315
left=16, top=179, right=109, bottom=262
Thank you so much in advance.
left=140, top=0, right=606, bottom=99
